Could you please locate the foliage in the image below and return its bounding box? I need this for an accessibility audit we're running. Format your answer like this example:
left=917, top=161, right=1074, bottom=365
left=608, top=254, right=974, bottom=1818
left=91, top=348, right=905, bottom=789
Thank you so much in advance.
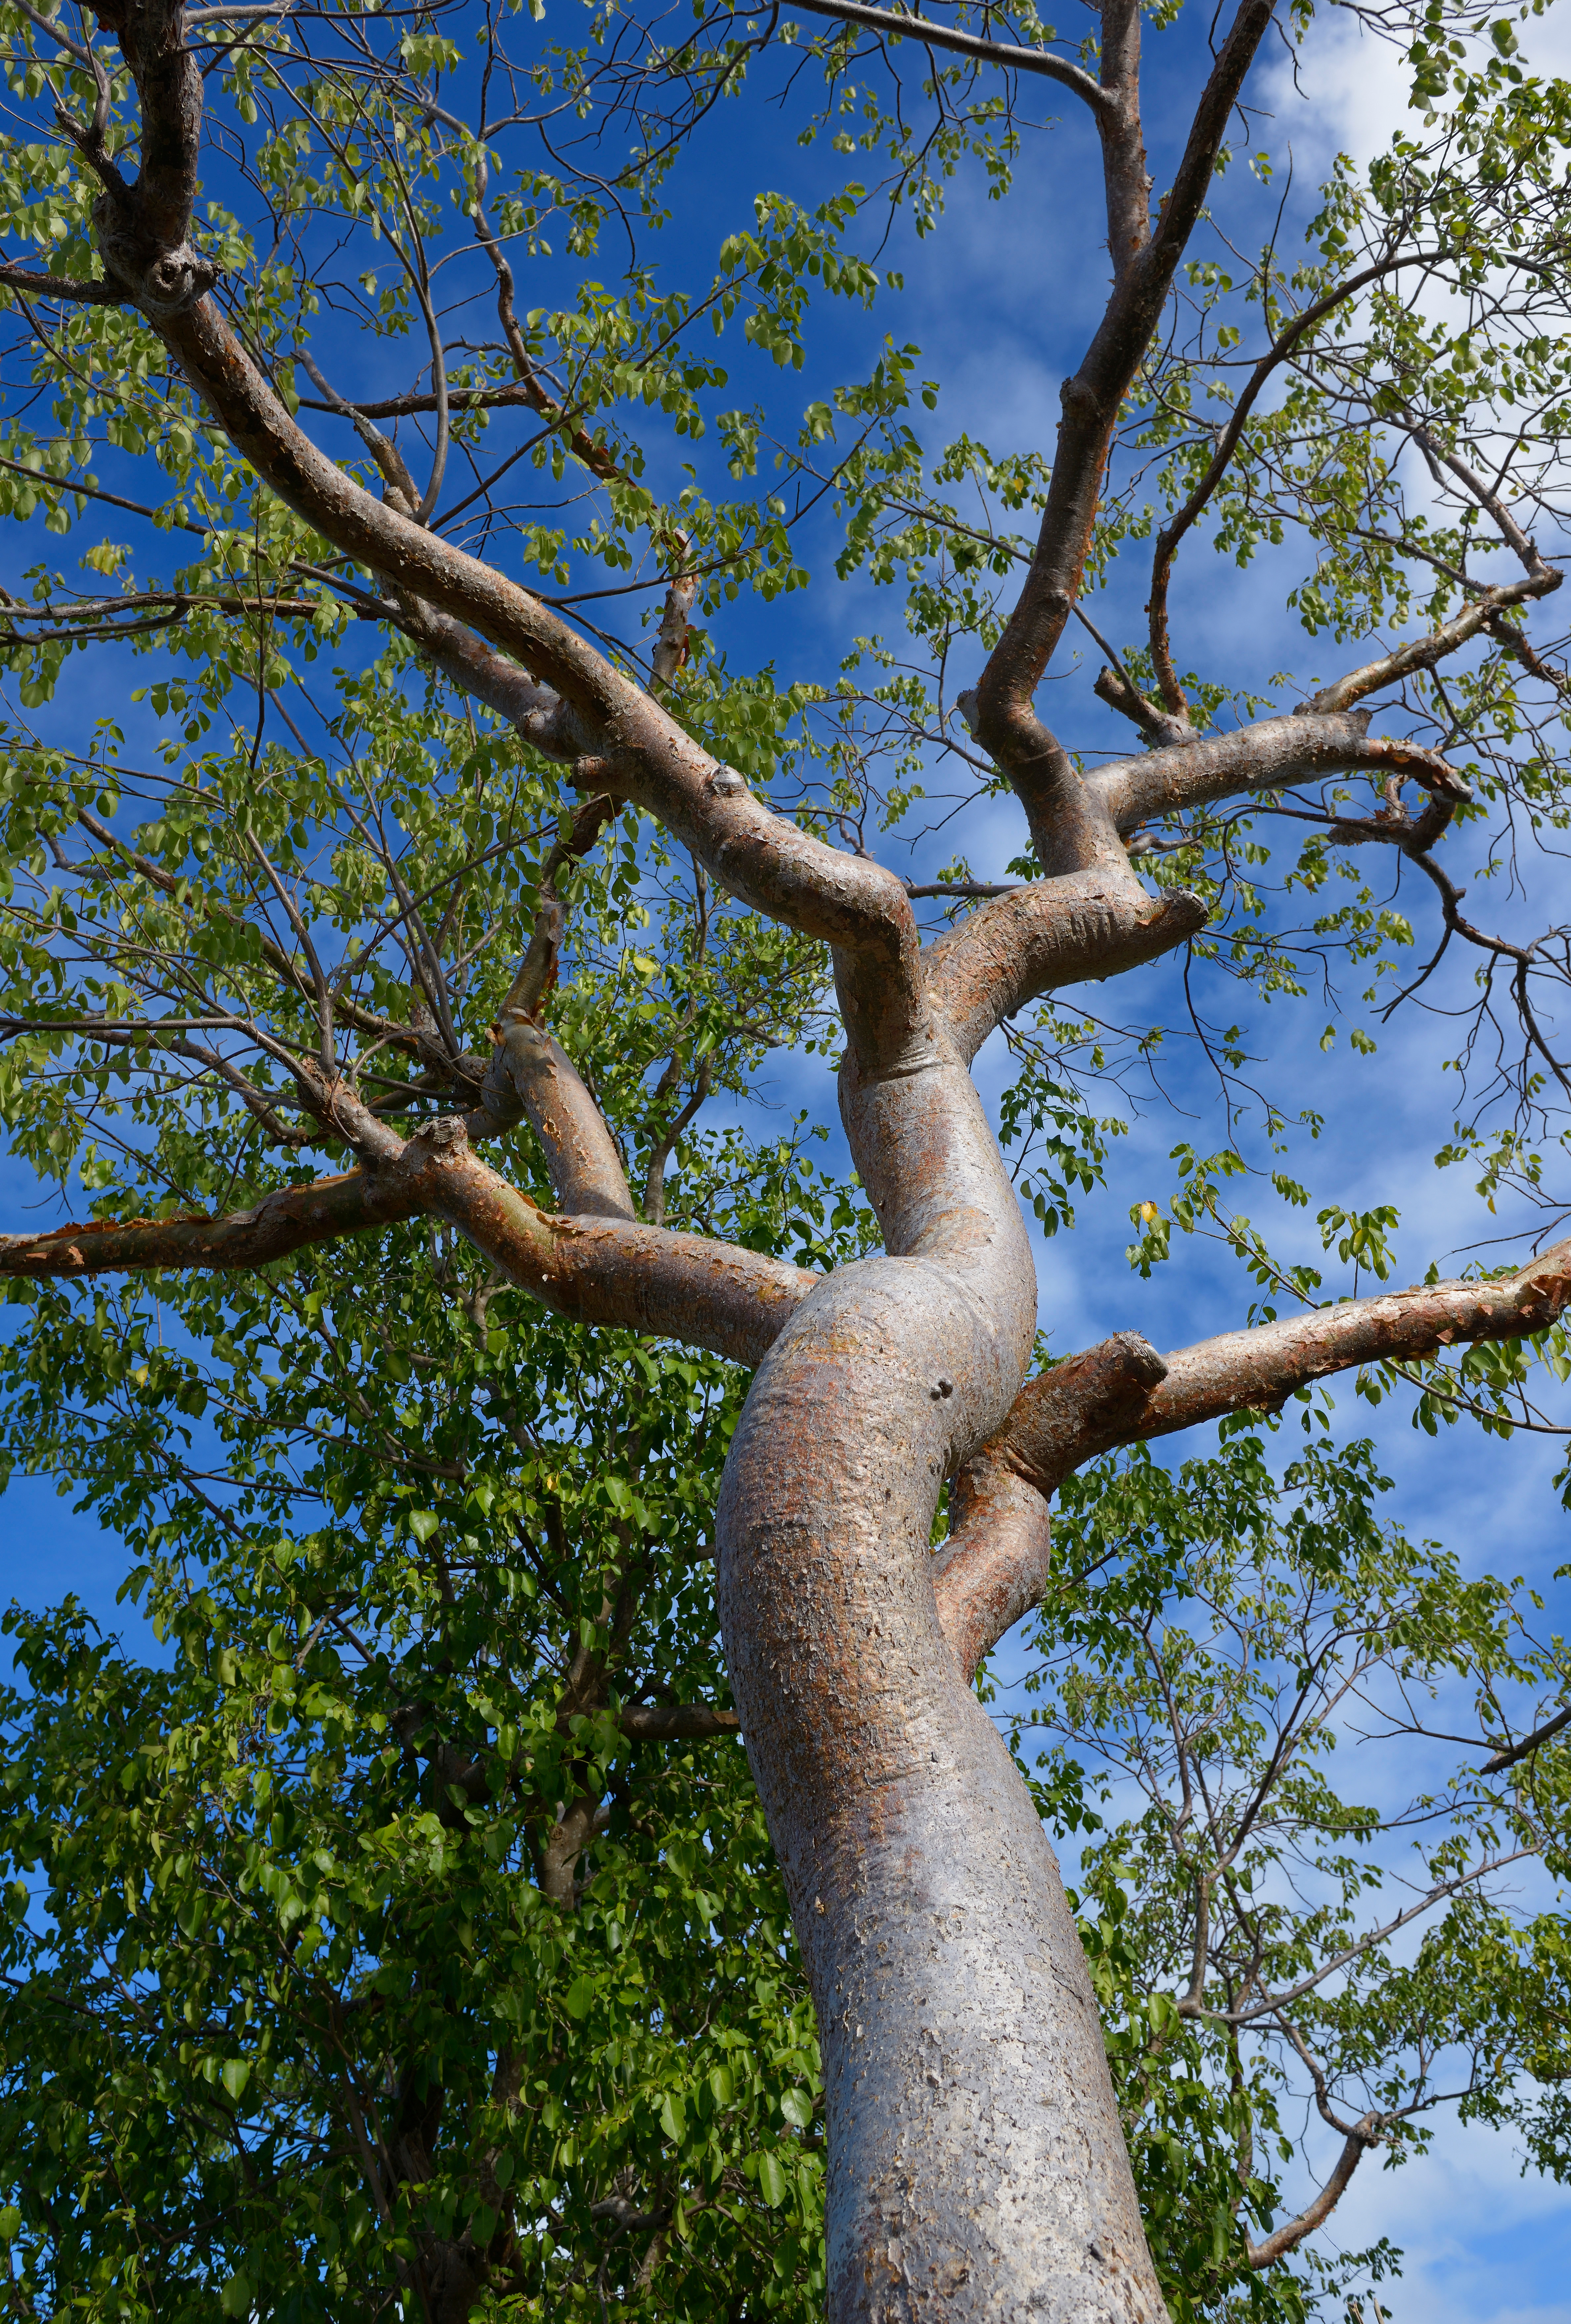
left=0, top=1234, right=831, bottom=2319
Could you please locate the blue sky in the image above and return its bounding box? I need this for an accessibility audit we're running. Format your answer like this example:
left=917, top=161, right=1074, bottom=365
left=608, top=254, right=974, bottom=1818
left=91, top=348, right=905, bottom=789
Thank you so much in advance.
left=3, top=0, right=1571, bottom=2307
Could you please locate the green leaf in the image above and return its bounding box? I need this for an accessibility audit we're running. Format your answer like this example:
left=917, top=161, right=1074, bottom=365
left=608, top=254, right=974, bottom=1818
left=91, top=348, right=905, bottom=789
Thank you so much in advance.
left=756, top=2149, right=789, bottom=2206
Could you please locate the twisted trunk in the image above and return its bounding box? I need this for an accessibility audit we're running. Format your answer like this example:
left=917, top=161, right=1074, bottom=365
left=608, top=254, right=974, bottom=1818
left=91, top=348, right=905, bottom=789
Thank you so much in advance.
left=717, top=1008, right=1166, bottom=2322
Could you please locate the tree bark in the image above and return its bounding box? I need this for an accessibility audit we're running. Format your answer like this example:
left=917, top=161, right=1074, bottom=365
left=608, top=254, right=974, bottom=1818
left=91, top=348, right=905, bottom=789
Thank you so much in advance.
left=718, top=1017, right=1168, bottom=2320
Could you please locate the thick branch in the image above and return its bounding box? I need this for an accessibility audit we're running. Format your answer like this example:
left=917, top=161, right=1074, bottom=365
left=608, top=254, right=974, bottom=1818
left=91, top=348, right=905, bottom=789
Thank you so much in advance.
left=934, top=1332, right=1168, bottom=1682
left=1092, top=710, right=1468, bottom=835
left=974, top=0, right=1278, bottom=859
left=1135, top=1241, right=1571, bottom=1442
left=472, top=1016, right=636, bottom=1216
left=0, top=1123, right=816, bottom=1366
left=0, top=1167, right=426, bottom=1278
left=923, top=869, right=1207, bottom=1062
left=88, top=0, right=215, bottom=313
left=469, top=794, right=637, bottom=1217
left=1095, top=0, right=1151, bottom=286
left=618, top=1703, right=740, bottom=1740
left=402, top=1117, right=815, bottom=1365
left=936, top=1241, right=1571, bottom=1671
left=390, top=585, right=583, bottom=758
left=0, top=262, right=127, bottom=303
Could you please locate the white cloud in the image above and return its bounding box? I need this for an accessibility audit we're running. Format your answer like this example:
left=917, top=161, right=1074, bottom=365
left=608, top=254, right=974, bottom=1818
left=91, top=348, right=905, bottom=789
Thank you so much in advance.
left=1312, top=2107, right=1571, bottom=2323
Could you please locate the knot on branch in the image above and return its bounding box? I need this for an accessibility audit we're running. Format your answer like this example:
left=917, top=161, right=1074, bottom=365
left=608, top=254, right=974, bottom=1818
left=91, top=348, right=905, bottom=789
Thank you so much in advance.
left=395, top=1113, right=473, bottom=1183
left=93, top=196, right=218, bottom=316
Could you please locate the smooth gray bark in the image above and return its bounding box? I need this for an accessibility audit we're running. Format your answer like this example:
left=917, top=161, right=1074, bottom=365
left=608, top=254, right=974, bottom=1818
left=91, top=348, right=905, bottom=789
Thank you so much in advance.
left=718, top=1026, right=1166, bottom=2321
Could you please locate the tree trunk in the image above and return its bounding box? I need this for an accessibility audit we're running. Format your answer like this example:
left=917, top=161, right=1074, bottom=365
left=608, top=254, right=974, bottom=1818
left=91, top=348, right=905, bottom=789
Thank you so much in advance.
left=718, top=1020, right=1166, bottom=2322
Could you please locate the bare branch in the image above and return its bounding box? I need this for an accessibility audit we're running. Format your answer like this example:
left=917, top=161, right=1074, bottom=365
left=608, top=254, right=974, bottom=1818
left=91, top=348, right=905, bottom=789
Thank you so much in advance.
left=297, top=380, right=542, bottom=422
left=1092, top=710, right=1468, bottom=836
left=1245, top=2120, right=1381, bottom=2269
left=973, top=0, right=1279, bottom=863
left=1482, top=1702, right=1571, bottom=1774
left=1094, top=0, right=1151, bottom=288
left=943, top=1240, right=1571, bottom=1669
left=924, top=869, right=1207, bottom=1063
left=1137, top=1238, right=1571, bottom=1444
left=783, top=0, right=1110, bottom=111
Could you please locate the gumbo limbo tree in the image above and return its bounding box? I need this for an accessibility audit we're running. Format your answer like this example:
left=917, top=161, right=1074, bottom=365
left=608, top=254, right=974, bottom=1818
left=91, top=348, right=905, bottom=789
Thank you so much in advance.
left=2, top=0, right=1571, bottom=2309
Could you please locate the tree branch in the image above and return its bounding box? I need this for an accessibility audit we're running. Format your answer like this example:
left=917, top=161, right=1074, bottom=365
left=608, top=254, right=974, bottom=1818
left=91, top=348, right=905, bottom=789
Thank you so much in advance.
left=934, top=1332, right=1167, bottom=1682
left=390, top=1117, right=817, bottom=1365
left=1481, top=1702, right=1571, bottom=1774
left=298, top=379, right=542, bottom=421
left=973, top=0, right=1278, bottom=863
left=0, top=261, right=127, bottom=304
left=1134, top=1239, right=1571, bottom=1443
left=0, top=1121, right=817, bottom=1365
left=936, top=1240, right=1571, bottom=1669
left=1146, top=249, right=1456, bottom=711
left=1304, top=570, right=1561, bottom=716
left=923, top=868, right=1207, bottom=1063
left=0, top=1167, right=427, bottom=1278
left=783, top=0, right=1110, bottom=112
left=618, top=1703, right=740, bottom=1740
left=70, top=0, right=926, bottom=1075
left=1245, top=2118, right=1381, bottom=2268
left=1404, top=415, right=1553, bottom=579
left=1092, top=710, right=1468, bottom=836
left=470, top=795, right=638, bottom=1217
left=1094, top=0, right=1151, bottom=288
